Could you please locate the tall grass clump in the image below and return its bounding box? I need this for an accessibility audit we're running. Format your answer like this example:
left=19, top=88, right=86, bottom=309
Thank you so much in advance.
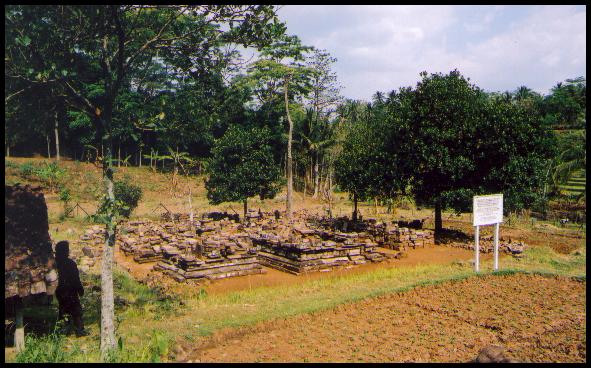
left=15, top=331, right=80, bottom=363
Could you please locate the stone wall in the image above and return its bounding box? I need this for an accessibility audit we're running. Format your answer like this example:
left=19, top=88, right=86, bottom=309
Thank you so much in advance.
left=5, top=185, right=58, bottom=299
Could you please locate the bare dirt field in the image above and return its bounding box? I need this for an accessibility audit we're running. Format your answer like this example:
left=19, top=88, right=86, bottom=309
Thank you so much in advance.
left=186, top=273, right=586, bottom=363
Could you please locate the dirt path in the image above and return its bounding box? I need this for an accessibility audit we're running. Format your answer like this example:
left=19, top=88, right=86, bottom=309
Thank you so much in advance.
left=186, top=274, right=586, bottom=363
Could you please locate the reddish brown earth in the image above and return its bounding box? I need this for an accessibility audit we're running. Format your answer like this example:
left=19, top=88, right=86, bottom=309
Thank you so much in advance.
left=186, top=274, right=586, bottom=363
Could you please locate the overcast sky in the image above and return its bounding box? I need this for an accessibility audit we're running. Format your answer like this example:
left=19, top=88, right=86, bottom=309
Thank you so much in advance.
left=276, top=5, right=586, bottom=101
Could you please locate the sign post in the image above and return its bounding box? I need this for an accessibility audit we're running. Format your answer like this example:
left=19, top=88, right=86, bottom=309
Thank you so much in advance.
left=473, top=194, right=503, bottom=272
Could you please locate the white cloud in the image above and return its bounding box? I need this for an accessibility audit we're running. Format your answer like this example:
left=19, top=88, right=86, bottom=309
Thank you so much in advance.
left=278, top=5, right=586, bottom=100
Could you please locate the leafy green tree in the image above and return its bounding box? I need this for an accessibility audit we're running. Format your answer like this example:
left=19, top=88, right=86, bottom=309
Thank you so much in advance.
left=391, top=71, right=488, bottom=234
left=95, top=177, right=143, bottom=220
left=392, top=70, right=556, bottom=235
left=541, top=77, right=586, bottom=129
left=205, top=126, right=282, bottom=218
left=5, top=5, right=284, bottom=355
left=478, top=97, right=557, bottom=213
left=334, top=100, right=404, bottom=221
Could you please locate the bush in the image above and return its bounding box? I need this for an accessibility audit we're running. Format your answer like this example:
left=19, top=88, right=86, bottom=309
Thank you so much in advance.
left=94, top=177, right=143, bottom=221
left=35, top=162, right=67, bottom=191
left=114, top=179, right=143, bottom=218
left=18, top=162, right=36, bottom=178
left=58, top=186, right=73, bottom=220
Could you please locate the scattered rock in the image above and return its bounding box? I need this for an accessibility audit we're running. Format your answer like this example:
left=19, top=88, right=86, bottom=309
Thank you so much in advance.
left=82, top=246, right=95, bottom=258
left=474, top=345, right=519, bottom=363
left=114, top=295, right=130, bottom=306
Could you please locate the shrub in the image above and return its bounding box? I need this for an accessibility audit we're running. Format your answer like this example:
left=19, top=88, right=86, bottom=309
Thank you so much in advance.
left=35, top=162, right=67, bottom=191
left=94, top=177, right=143, bottom=221
left=114, top=178, right=143, bottom=218
left=58, top=186, right=73, bottom=220
left=18, top=162, right=36, bottom=178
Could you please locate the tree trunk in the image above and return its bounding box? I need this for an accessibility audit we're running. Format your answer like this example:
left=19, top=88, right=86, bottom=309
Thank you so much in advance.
left=313, top=151, right=320, bottom=198
left=47, top=134, right=51, bottom=159
left=14, top=297, right=24, bottom=353
left=352, top=193, right=358, bottom=222
left=6, top=136, right=10, bottom=157
left=188, top=184, right=194, bottom=225
left=243, top=199, right=248, bottom=220
left=434, top=199, right=443, bottom=237
left=138, top=145, right=142, bottom=167
left=117, top=144, right=121, bottom=168
left=303, top=161, right=307, bottom=198
left=285, top=74, right=293, bottom=220
left=54, top=110, right=60, bottom=161
left=99, top=99, right=116, bottom=356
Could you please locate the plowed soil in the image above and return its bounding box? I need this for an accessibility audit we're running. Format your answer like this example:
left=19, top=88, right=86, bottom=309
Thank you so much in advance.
left=186, top=274, right=586, bottom=363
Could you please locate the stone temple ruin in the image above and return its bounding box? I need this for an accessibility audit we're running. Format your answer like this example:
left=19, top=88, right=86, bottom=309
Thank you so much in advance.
left=75, top=209, right=528, bottom=286
left=5, top=184, right=58, bottom=351
left=5, top=185, right=58, bottom=299
left=77, top=210, right=443, bottom=283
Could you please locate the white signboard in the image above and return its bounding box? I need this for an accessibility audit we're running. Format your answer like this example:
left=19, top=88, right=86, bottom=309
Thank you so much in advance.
left=473, top=194, right=503, bottom=226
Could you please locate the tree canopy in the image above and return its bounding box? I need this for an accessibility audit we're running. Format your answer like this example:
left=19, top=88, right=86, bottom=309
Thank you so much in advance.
left=205, top=125, right=282, bottom=217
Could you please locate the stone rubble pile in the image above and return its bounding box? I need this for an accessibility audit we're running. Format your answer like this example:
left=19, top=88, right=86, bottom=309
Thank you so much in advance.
left=76, top=211, right=448, bottom=282
left=154, top=218, right=263, bottom=282
left=307, top=216, right=435, bottom=251
left=445, top=237, right=528, bottom=255
left=435, top=229, right=528, bottom=255
left=367, top=223, right=435, bottom=250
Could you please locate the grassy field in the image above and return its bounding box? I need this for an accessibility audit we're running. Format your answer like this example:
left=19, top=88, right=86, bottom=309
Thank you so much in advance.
left=4, top=157, right=587, bottom=362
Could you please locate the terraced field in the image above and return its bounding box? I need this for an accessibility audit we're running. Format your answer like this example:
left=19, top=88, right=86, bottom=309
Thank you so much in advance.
left=559, top=170, right=586, bottom=197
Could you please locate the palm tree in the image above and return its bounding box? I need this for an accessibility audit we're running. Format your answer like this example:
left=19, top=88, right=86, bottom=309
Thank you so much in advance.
left=514, top=86, right=533, bottom=101
left=298, top=108, right=335, bottom=197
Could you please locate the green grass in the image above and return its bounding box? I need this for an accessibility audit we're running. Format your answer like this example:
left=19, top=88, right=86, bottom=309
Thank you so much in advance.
left=13, top=267, right=182, bottom=363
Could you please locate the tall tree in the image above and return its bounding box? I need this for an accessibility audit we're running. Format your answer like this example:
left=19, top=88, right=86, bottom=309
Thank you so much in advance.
left=243, top=34, right=314, bottom=219
left=334, top=100, right=404, bottom=221
left=541, top=77, right=586, bottom=129
left=392, top=70, right=555, bottom=236
left=5, top=5, right=284, bottom=355
left=394, top=70, right=492, bottom=235
left=305, top=49, right=342, bottom=197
